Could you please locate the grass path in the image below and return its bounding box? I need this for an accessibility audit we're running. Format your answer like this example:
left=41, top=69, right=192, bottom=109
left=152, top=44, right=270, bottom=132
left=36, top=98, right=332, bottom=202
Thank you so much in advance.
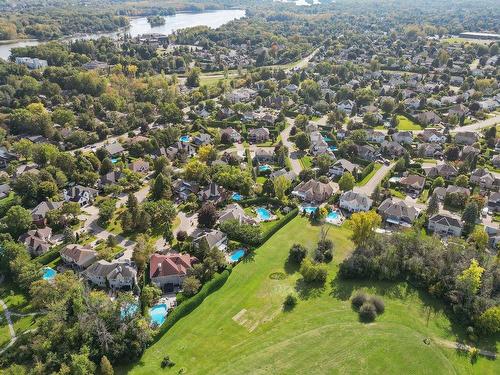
left=124, top=217, right=498, bottom=374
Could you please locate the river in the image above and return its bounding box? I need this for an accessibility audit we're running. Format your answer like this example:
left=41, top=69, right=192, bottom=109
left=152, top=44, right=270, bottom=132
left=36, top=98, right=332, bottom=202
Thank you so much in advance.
left=0, top=9, right=245, bottom=61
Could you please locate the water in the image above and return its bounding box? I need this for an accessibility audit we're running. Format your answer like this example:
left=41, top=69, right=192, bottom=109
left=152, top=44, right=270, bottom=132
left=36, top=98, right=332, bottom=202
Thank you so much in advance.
left=256, top=207, right=272, bottom=220
left=302, top=206, right=317, bottom=214
left=0, top=9, right=245, bottom=61
left=111, top=157, right=120, bottom=164
left=149, top=303, right=168, bottom=326
left=42, top=267, right=57, bottom=281
left=258, top=165, right=271, bottom=172
left=179, top=135, right=191, bottom=142
left=329, top=146, right=338, bottom=151
left=327, top=211, right=339, bottom=220
left=232, top=192, right=243, bottom=201
left=229, top=249, right=245, bottom=262
left=322, top=136, right=333, bottom=142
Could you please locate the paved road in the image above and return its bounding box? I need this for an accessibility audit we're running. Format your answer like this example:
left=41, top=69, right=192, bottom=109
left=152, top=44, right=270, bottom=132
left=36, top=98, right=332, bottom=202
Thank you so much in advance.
left=281, top=119, right=304, bottom=175
left=451, top=114, right=500, bottom=133
left=354, top=162, right=395, bottom=196
left=285, top=48, right=320, bottom=72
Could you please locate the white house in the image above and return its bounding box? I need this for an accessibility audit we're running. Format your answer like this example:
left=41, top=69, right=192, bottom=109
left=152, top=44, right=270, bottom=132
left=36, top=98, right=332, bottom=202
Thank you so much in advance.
left=428, top=214, right=463, bottom=237
left=84, top=260, right=137, bottom=289
left=339, top=190, right=373, bottom=212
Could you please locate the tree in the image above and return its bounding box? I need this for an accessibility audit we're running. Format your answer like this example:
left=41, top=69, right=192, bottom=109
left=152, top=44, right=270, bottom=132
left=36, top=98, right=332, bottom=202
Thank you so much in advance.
left=295, top=132, right=310, bottom=151
left=294, top=114, right=309, bottom=129
left=381, top=98, right=395, bottom=114
left=184, top=159, right=209, bottom=183
left=457, top=259, right=484, bottom=295
left=98, top=199, right=116, bottom=226
left=132, top=235, right=155, bottom=273
left=316, top=154, right=334, bottom=176
left=100, top=356, right=114, bottom=375
left=100, top=157, right=114, bottom=175
left=454, top=174, right=469, bottom=187
left=198, top=202, right=217, bottom=228
left=477, top=306, right=500, bottom=334
left=12, top=139, right=33, bottom=160
left=151, top=173, right=171, bottom=200
left=349, top=211, right=381, bottom=248
left=160, top=103, right=183, bottom=124
left=427, top=193, right=439, bottom=216
left=198, top=144, right=217, bottom=164
left=432, top=176, right=445, bottom=189
left=182, top=276, right=201, bottom=297
left=186, top=67, right=201, bottom=87
left=289, top=244, right=307, bottom=264
left=63, top=227, right=76, bottom=243
left=338, top=172, right=355, bottom=192
left=70, top=346, right=96, bottom=375
left=273, top=175, right=291, bottom=202
left=299, top=258, right=328, bottom=283
left=467, top=227, right=488, bottom=253
left=4, top=205, right=32, bottom=237
left=462, top=202, right=479, bottom=235
left=140, top=284, right=162, bottom=309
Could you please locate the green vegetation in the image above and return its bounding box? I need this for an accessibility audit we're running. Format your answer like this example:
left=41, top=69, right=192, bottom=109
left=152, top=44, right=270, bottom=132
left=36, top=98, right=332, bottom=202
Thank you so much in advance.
left=299, top=155, right=312, bottom=169
left=125, top=217, right=496, bottom=374
left=396, top=115, right=422, bottom=131
left=356, top=163, right=381, bottom=186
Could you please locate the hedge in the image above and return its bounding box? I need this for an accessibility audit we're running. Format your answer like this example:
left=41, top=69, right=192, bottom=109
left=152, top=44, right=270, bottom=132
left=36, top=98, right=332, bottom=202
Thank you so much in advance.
left=239, top=196, right=282, bottom=207
left=154, top=269, right=232, bottom=341
left=35, top=245, right=62, bottom=265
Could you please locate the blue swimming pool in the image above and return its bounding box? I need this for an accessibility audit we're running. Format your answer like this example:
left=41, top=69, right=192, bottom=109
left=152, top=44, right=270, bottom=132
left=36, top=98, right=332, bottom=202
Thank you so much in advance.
left=149, top=303, right=168, bottom=326
left=327, top=210, right=339, bottom=220
left=323, top=136, right=333, bottom=142
left=42, top=267, right=57, bottom=281
left=302, top=206, right=317, bottom=214
left=256, top=207, right=272, bottom=220
left=111, top=157, right=120, bottom=163
left=329, top=145, right=338, bottom=151
left=230, top=249, right=245, bottom=262
left=258, top=165, right=271, bottom=172
left=120, top=303, right=139, bottom=319
left=179, top=135, right=191, bottom=142
left=232, top=192, right=243, bottom=201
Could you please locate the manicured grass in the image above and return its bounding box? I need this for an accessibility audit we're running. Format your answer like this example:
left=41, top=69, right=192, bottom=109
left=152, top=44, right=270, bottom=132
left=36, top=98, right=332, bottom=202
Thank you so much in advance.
left=0, top=305, right=12, bottom=349
left=356, top=163, right=382, bottom=186
left=396, top=115, right=422, bottom=131
left=299, top=155, right=312, bottom=169
left=418, top=188, right=430, bottom=203
left=389, top=188, right=406, bottom=199
left=124, top=217, right=496, bottom=375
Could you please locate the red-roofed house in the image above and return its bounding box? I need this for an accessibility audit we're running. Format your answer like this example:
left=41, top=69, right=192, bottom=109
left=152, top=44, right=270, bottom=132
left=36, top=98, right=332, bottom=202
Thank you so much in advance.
left=150, top=253, right=197, bottom=291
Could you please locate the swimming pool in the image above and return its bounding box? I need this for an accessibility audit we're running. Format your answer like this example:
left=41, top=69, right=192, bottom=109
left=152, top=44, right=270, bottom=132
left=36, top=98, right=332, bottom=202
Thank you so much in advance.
left=328, top=145, right=338, bottom=151
left=327, top=211, right=339, bottom=220
left=111, top=157, right=120, bottom=163
left=232, top=192, right=243, bottom=201
left=42, top=267, right=57, bottom=281
left=149, top=303, right=168, bottom=326
left=258, top=165, right=271, bottom=172
left=323, top=136, right=333, bottom=142
left=179, top=135, right=191, bottom=142
left=120, top=303, right=139, bottom=319
left=229, top=249, right=245, bottom=262
left=256, top=207, right=272, bottom=220
left=302, top=206, right=317, bottom=214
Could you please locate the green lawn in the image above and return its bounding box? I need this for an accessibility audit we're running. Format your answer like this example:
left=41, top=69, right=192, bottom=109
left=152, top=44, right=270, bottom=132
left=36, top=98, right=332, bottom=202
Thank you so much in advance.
left=356, top=163, right=382, bottom=186
left=0, top=305, right=12, bottom=349
left=389, top=188, right=406, bottom=199
left=396, top=115, right=422, bottom=131
left=418, top=188, right=430, bottom=203
left=124, top=217, right=497, bottom=375
left=299, top=155, right=312, bottom=169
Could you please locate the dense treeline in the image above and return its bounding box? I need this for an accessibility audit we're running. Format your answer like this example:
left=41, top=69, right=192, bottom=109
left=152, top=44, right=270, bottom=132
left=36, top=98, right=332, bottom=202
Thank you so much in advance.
left=339, top=231, right=500, bottom=334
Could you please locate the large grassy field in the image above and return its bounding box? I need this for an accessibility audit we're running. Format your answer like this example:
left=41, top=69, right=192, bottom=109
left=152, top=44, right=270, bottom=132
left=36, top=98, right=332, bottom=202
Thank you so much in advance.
left=125, top=218, right=498, bottom=374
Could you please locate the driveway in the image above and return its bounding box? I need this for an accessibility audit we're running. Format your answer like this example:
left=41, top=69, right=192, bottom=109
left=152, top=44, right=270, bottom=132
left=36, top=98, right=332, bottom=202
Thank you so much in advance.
left=281, top=119, right=304, bottom=175
left=354, top=162, right=395, bottom=196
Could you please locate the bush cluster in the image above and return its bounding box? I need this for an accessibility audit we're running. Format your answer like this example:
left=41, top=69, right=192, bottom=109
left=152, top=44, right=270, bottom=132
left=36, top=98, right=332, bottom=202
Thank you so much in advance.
left=351, top=292, right=385, bottom=322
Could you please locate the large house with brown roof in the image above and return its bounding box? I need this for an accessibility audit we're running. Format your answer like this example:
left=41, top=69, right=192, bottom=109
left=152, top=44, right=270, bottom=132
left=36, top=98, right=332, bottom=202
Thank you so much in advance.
left=292, top=179, right=337, bottom=204
left=60, top=244, right=98, bottom=271
left=150, top=253, right=198, bottom=291
left=378, top=198, right=419, bottom=227
left=84, top=259, right=137, bottom=289
left=19, top=227, right=53, bottom=256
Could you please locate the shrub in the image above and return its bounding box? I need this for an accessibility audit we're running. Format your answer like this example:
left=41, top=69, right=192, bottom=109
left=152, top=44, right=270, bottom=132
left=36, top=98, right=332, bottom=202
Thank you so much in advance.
left=289, top=243, right=307, bottom=264
left=359, top=301, right=377, bottom=322
left=283, top=294, right=297, bottom=310
left=370, top=296, right=385, bottom=314
left=299, top=258, right=328, bottom=284
left=161, top=356, right=175, bottom=368
left=351, top=292, right=369, bottom=310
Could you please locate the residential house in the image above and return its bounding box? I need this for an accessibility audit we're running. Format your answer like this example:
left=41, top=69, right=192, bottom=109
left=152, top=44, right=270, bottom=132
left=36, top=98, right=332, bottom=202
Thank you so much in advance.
left=392, top=131, right=413, bottom=144
left=455, top=132, right=479, bottom=146
left=60, top=244, right=98, bottom=271
left=434, top=185, right=470, bottom=201
left=248, top=127, right=270, bottom=143
left=0, top=147, right=18, bottom=168
left=253, top=148, right=274, bottom=163
left=488, top=192, right=500, bottom=213
left=381, top=141, right=406, bottom=157
left=19, top=227, right=53, bottom=256
left=63, top=185, right=99, bottom=206
left=485, top=225, right=500, bottom=249
left=198, top=182, right=227, bottom=204
left=356, top=144, right=379, bottom=161
left=269, top=168, right=297, bottom=182
left=310, top=131, right=331, bottom=156
left=428, top=214, right=463, bottom=237
left=339, top=190, right=373, bottom=212
left=378, top=198, right=419, bottom=227
left=423, top=164, right=458, bottom=179
left=31, top=201, right=63, bottom=226
left=15, top=57, right=48, bottom=69
left=0, top=183, right=11, bottom=199
left=416, top=111, right=441, bottom=126
left=420, top=129, right=447, bottom=144
left=448, top=104, right=468, bottom=118
left=193, top=133, right=212, bottom=146
left=150, top=253, right=198, bottom=290
left=292, top=179, right=337, bottom=204
left=226, top=88, right=257, bottom=103
left=99, top=171, right=123, bottom=189
left=192, top=229, right=228, bottom=251
left=104, top=142, right=125, bottom=157
left=337, top=100, right=355, bottom=114
left=330, top=159, right=359, bottom=178
left=365, top=130, right=386, bottom=144
left=493, top=155, right=500, bottom=168
left=399, top=175, right=426, bottom=196
left=218, top=203, right=257, bottom=225
left=221, top=127, right=242, bottom=143
left=166, top=141, right=196, bottom=160
left=418, top=143, right=443, bottom=158
left=173, top=179, right=199, bottom=201
left=128, top=159, right=149, bottom=174
left=84, top=259, right=137, bottom=289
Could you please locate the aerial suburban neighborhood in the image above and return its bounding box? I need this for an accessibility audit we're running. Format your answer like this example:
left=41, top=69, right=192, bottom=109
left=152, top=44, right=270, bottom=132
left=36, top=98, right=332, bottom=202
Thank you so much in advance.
left=0, top=0, right=498, bottom=374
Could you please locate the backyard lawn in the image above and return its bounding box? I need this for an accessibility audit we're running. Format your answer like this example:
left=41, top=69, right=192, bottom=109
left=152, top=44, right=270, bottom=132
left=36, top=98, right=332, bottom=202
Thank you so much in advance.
left=124, top=217, right=498, bottom=375
left=396, top=115, right=422, bottom=131
left=299, top=155, right=312, bottom=169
